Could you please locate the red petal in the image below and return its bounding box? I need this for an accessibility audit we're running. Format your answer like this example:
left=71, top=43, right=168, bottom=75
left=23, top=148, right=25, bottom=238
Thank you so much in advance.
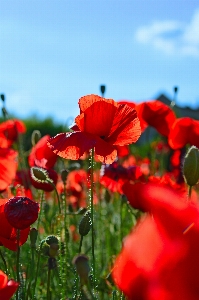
left=169, top=118, right=199, bottom=149
left=47, top=132, right=96, bottom=160
left=137, top=100, right=176, bottom=137
left=0, top=148, right=18, bottom=191
left=94, top=137, right=117, bottom=164
left=107, top=104, right=141, bottom=145
left=75, top=100, right=117, bottom=137
left=28, top=135, right=57, bottom=169
left=78, top=94, right=117, bottom=113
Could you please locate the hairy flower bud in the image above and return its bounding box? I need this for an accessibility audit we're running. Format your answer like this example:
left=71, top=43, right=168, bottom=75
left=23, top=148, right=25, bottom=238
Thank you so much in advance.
left=30, top=167, right=58, bottom=192
left=183, top=146, right=199, bottom=186
left=79, top=211, right=91, bottom=236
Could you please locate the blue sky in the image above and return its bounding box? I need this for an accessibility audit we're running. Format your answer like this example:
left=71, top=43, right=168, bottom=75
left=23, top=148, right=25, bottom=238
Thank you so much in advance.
left=1, top=0, right=199, bottom=125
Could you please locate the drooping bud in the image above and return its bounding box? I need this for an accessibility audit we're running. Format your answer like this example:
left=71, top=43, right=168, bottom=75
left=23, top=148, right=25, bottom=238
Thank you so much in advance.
left=72, top=254, right=90, bottom=285
left=31, top=130, right=41, bottom=146
left=78, top=211, right=91, bottom=236
left=49, top=243, right=59, bottom=258
left=183, top=146, right=199, bottom=186
left=45, top=235, right=59, bottom=246
left=30, top=167, right=58, bottom=192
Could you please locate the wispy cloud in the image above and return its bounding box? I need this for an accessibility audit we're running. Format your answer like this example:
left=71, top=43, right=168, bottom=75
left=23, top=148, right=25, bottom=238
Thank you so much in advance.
left=135, top=9, right=199, bottom=57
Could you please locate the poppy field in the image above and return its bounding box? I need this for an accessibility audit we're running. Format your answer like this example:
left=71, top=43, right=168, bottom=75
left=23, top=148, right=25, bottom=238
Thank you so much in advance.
left=0, top=94, right=199, bottom=299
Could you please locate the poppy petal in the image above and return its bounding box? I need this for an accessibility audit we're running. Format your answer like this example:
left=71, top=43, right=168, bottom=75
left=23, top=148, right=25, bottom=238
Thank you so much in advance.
left=107, top=104, right=141, bottom=145
left=169, top=118, right=199, bottom=149
left=95, top=137, right=117, bottom=164
left=47, top=132, right=96, bottom=160
left=76, top=100, right=117, bottom=137
left=78, top=94, right=117, bottom=113
left=136, top=100, right=176, bottom=137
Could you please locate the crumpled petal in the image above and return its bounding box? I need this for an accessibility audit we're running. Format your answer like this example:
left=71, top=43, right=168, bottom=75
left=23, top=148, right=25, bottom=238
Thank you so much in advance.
left=76, top=100, right=117, bottom=137
left=107, top=104, right=141, bottom=145
left=47, top=132, right=96, bottom=160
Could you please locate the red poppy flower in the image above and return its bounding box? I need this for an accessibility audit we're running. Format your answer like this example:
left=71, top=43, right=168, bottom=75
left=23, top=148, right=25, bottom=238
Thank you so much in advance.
left=136, top=100, right=176, bottom=136
left=0, top=270, right=19, bottom=300
left=28, top=135, right=57, bottom=169
left=168, top=117, right=199, bottom=149
left=0, top=148, right=18, bottom=192
left=113, top=184, right=199, bottom=300
left=0, top=119, right=26, bottom=147
left=0, top=199, right=30, bottom=251
left=4, top=196, right=39, bottom=230
left=48, top=95, right=141, bottom=164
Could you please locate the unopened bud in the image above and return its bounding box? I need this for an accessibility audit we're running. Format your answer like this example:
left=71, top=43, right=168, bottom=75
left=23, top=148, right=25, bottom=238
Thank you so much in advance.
left=31, top=130, right=41, bottom=146
left=72, top=254, right=90, bottom=285
left=183, top=146, right=199, bottom=186
left=30, top=167, right=53, bottom=184
left=61, top=169, right=69, bottom=182
left=49, top=243, right=59, bottom=257
left=79, top=211, right=91, bottom=236
left=45, top=235, right=59, bottom=246
left=30, top=228, right=38, bottom=248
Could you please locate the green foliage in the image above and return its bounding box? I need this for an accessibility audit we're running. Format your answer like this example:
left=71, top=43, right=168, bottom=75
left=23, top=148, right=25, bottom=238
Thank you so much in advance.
left=22, top=115, right=69, bottom=151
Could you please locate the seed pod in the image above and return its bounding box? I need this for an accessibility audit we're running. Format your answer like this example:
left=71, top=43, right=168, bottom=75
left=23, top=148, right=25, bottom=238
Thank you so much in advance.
left=183, top=146, right=199, bottom=186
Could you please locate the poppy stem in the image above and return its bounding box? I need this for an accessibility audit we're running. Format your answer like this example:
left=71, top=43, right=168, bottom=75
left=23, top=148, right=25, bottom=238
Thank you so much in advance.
left=0, top=249, right=8, bottom=275
left=49, top=181, right=61, bottom=214
left=47, top=260, right=52, bottom=300
left=78, top=235, right=84, bottom=254
left=90, top=147, right=95, bottom=286
left=188, top=185, right=192, bottom=199
left=16, top=229, right=20, bottom=300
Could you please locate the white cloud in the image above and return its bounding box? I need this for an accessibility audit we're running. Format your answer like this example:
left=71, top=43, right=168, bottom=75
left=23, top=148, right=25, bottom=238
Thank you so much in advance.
left=135, top=9, right=199, bottom=57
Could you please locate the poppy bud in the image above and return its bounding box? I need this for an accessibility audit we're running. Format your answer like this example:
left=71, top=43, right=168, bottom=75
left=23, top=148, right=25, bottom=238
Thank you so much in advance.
left=41, top=241, right=50, bottom=256
left=30, top=167, right=58, bottom=192
left=30, top=228, right=38, bottom=248
left=4, top=196, right=39, bottom=230
left=183, top=146, right=199, bottom=186
left=49, top=243, right=59, bottom=257
left=0, top=94, right=5, bottom=102
left=61, top=169, right=69, bottom=182
left=45, top=235, right=59, bottom=246
left=79, top=211, right=91, bottom=236
left=72, top=254, right=90, bottom=285
left=100, top=85, right=106, bottom=96
left=31, top=130, right=41, bottom=146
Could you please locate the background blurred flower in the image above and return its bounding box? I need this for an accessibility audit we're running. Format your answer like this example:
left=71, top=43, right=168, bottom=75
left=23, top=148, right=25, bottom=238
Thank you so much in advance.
left=0, top=270, right=19, bottom=300
left=0, top=199, right=30, bottom=251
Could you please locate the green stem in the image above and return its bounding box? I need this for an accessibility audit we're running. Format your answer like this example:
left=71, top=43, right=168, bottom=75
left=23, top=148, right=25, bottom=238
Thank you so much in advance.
left=78, top=235, right=83, bottom=254
left=0, top=249, right=8, bottom=275
left=47, top=265, right=52, bottom=300
left=49, top=182, right=61, bottom=214
left=16, top=230, right=20, bottom=300
left=32, top=241, right=45, bottom=298
left=188, top=185, right=192, bottom=199
left=37, top=191, right=44, bottom=231
left=90, top=148, right=95, bottom=284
